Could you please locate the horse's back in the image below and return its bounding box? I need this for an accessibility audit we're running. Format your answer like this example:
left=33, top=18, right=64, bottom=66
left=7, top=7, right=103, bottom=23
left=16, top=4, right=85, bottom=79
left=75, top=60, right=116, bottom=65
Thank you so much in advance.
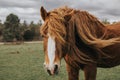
left=106, top=23, right=120, bottom=36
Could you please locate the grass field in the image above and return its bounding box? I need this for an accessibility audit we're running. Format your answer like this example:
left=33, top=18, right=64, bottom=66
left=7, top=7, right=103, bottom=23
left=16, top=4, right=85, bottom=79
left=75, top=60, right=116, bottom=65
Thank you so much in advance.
left=0, top=43, right=120, bottom=80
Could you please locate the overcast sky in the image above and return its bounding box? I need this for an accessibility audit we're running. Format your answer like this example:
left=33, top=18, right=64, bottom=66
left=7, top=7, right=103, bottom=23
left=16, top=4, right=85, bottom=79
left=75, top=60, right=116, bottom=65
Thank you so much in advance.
left=0, top=0, right=120, bottom=23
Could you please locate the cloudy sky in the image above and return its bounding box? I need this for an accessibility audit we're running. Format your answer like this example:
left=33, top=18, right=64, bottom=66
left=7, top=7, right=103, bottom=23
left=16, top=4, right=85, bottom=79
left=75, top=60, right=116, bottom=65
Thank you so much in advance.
left=0, top=0, right=120, bottom=23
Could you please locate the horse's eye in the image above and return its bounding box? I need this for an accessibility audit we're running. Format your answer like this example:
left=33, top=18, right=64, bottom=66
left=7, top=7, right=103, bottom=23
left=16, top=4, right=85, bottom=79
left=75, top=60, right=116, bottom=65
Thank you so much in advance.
left=41, top=34, right=45, bottom=38
left=41, top=34, right=48, bottom=38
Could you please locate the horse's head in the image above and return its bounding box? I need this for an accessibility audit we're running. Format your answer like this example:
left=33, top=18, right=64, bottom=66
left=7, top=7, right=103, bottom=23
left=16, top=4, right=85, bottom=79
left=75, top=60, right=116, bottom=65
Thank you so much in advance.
left=40, top=6, right=73, bottom=75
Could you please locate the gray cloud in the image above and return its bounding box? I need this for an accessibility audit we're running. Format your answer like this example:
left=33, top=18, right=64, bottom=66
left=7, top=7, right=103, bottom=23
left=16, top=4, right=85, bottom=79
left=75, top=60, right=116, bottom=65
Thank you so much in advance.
left=0, top=0, right=39, bottom=8
left=0, top=0, right=120, bottom=23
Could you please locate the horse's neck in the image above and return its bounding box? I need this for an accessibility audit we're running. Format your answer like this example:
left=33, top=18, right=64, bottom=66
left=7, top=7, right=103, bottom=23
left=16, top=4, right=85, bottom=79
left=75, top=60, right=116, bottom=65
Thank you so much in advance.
left=75, top=29, right=99, bottom=60
left=93, top=24, right=106, bottom=38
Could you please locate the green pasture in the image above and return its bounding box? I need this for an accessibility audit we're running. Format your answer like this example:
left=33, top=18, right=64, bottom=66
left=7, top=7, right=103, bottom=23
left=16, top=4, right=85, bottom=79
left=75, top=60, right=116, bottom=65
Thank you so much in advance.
left=0, top=43, right=120, bottom=80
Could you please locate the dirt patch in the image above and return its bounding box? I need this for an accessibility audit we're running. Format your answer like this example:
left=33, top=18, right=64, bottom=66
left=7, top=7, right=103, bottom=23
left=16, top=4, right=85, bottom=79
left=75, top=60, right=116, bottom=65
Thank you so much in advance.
left=10, top=51, right=20, bottom=54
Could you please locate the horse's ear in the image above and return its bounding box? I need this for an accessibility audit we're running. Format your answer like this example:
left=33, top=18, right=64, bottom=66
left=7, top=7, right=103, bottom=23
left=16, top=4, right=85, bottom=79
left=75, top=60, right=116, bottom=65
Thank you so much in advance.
left=64, top=10, right=74, bottom=21
left=40, top=6, right=48, bottom=21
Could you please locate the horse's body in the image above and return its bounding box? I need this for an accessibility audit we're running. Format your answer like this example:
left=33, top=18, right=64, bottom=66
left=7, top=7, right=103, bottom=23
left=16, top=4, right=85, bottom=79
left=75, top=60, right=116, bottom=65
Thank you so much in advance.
left=98, top=26, right=120, bottom=67
left=40, top=6, right=120, bottom=80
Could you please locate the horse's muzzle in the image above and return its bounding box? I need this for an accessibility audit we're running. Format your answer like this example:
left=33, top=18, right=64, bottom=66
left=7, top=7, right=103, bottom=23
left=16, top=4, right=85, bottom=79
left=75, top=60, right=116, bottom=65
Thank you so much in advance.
left=47, top=65, right=59, bottom=75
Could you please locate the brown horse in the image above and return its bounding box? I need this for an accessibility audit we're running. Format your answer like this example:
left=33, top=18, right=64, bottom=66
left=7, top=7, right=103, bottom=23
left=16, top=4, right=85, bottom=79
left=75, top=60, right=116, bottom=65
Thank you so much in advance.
left=40, top=6, right=120, bottom=80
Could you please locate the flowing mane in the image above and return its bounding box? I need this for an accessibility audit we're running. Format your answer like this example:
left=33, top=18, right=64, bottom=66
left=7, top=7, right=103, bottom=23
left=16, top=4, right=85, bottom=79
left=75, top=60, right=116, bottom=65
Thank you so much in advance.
left=40, top=6, right=120, bottom=63
left=40, top=7, right=120, bottom=48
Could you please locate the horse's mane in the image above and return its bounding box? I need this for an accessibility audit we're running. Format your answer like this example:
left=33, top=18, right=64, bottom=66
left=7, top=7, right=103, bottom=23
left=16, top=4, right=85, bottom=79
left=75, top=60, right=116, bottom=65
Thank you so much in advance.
left=40, top=6, right=120, bottom=64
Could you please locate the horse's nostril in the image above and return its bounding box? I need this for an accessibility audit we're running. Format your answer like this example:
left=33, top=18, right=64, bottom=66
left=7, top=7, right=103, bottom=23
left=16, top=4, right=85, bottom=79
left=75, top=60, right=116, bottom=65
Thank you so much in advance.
left=54, top=65, right=58, bottom=74
left=47, top=69, right=52, bottom=75
left=54, top=65, right=58, bottom=71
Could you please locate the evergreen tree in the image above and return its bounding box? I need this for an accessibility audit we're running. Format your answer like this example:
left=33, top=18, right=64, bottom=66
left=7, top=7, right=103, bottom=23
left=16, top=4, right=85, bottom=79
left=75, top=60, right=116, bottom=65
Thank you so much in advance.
left=3, top=13, right=21, bottom=42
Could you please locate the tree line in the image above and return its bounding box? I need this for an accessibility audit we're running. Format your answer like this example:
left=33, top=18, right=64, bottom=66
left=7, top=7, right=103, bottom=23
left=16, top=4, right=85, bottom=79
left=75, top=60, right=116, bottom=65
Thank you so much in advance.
left=0, top=13, right=118, bottom=42
left=0, top=13, right=42, bottom=42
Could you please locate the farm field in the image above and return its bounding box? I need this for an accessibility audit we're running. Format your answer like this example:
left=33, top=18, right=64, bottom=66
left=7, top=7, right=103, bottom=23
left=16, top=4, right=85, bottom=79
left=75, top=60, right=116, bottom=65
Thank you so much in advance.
left=0, top=43, right=120, bottom=80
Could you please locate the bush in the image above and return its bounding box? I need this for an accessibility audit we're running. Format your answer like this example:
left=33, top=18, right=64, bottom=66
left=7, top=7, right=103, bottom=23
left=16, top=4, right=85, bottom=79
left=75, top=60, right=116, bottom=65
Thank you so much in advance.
left=23, top=30, right=35, bottom=41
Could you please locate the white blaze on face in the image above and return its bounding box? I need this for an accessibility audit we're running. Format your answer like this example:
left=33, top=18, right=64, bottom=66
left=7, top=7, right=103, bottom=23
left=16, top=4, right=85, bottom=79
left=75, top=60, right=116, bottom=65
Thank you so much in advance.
left=47, top=34, right=56, bottom=70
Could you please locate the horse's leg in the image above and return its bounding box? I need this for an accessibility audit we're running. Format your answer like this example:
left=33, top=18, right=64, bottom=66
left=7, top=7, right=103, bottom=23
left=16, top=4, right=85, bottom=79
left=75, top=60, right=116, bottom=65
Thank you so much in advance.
left=83, top=63, right=97, bottom=80
left=66, top=63, right=80, bottom=80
